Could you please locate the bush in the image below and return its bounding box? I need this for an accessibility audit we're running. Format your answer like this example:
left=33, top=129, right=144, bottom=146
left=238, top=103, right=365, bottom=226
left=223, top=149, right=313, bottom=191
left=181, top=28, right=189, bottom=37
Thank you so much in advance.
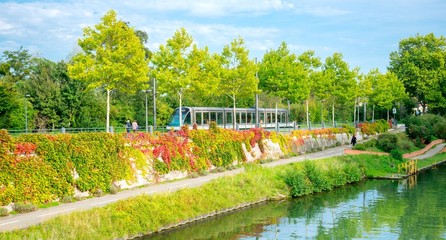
left=405, top=114, right=446, bottom=143
left=353, top=143, right=366, bottom=151
left=0, top=207, right=9, bottom=217
left=377, top=133, right=398, bottom=152
left=363, top=139, right=377, bottom=148
left=390, top=149, right=403, bottom=160
left=284, top=170, right=312, bottom=197
left=14, top=202, right=38, bottom=213
left=61, top=196, right=75, bottom=204
left=109, top=184, right=120, bottom=194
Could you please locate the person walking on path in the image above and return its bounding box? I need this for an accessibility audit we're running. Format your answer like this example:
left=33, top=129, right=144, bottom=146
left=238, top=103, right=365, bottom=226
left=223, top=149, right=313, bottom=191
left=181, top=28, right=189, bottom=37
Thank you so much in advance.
left=351, top=134, right=357, bottom=147
left=125, top=120, right=131, bottom=133
left=132, top=120, right=138, bottom=133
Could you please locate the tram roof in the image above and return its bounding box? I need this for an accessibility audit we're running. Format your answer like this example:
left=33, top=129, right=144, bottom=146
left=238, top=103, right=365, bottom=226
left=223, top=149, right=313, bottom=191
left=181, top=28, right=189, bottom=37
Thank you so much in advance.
left=176, top=106, right=288, bottom=112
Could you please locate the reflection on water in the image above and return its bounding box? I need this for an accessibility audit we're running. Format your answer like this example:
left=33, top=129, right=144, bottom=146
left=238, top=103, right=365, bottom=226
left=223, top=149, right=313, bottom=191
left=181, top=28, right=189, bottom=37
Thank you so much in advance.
left=142, top=164, right=446, bottom=239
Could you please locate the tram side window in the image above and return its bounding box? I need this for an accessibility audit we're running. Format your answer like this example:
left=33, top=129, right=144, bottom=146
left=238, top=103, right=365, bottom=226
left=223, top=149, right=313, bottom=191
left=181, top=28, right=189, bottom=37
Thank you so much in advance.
left=210, top=112, right=216, bottom=123
left=241, top=112, right=246, bottom=123
left=226, top=112, right=232, bottom=124
left=247, top=113, right=252, bottom=123
left=260, top=113, right=265, bottom=124
left=203, top=112, right=209, bottom=124
left=217, top=112, right=223, bottom=124
left=196, top=112, right=202, bottom=125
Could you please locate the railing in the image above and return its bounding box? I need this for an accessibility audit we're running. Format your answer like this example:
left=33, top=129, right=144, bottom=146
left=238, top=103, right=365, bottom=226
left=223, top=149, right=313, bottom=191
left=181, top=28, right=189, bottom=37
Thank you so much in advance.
left=4, top=121, right=352, bottom=135
left=398, top=160, right=418, bottom=175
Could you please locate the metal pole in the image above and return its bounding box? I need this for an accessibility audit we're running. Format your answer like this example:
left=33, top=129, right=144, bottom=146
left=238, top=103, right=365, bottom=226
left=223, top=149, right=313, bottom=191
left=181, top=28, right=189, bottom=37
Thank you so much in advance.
left=25, top=98, right=28, bottom=133
left=255, top=58, right=259, bottom=128
left=25, top=94, right=30, bottom=133
left=145, top=91, right=148, bottom=133
left=153, top=77, right=157, bottom=130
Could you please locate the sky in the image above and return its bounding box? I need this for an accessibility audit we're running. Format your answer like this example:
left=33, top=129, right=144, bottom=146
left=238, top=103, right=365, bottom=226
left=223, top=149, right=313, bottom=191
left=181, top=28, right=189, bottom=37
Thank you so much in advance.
left=0, top=0, right=445, bottom=74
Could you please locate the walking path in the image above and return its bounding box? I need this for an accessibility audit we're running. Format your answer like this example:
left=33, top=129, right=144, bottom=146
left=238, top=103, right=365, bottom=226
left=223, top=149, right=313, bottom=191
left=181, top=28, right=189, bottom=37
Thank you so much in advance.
left=1, top=126, right=444, bottom=233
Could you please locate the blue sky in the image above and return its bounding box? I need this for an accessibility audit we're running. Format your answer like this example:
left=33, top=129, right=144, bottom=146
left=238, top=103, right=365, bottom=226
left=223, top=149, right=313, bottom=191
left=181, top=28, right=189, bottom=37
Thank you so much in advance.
left=0, top=0, right=445, bottom=74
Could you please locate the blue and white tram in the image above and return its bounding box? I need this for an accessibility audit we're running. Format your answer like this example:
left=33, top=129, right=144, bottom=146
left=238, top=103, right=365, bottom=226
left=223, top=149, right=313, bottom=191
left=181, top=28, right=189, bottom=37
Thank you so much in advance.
left=167, top=106, right=294, bottom=130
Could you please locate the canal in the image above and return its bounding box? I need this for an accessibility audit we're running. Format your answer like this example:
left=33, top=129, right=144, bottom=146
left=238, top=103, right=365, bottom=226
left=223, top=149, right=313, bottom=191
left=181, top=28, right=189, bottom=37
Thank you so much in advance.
left=142, top=163, right=446, bottom=239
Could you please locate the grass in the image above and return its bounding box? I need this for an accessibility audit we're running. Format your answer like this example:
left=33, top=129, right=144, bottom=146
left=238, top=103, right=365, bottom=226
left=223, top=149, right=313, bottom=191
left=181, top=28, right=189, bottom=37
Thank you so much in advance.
left=417, top=152, right=446, bottom=169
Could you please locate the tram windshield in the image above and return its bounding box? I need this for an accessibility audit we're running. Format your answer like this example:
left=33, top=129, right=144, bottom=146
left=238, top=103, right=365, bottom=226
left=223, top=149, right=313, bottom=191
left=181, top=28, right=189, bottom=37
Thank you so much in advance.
left=167, top=108, right=190, bottom=126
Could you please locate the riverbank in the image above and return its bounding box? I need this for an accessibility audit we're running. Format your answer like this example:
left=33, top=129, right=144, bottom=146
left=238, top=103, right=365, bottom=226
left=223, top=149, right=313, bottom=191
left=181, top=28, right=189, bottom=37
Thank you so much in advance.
left=3, top=148, right=446, bottom=240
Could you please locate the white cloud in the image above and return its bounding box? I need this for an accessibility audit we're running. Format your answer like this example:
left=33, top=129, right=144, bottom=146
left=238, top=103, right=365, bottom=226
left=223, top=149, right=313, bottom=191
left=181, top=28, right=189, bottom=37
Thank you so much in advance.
left=145, top=0, right=294, bottom=17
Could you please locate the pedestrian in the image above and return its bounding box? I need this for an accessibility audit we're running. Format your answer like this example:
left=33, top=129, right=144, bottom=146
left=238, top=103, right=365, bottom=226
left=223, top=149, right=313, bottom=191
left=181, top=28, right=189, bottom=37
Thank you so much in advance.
left=351, top=134, right=357, bottom=147
left=125, top=120, right=131, bottom=133
left=132, top=120, right=138, bottom=133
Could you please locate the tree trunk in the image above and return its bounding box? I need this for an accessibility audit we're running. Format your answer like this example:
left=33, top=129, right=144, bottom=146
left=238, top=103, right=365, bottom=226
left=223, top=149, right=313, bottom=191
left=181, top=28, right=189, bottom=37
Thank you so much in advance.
left=179, top=91, right=183, bottom=128
left=233, top=95, right=236, bottom=129
left=306, top=100, right=309, bottom=129
left=353, top=99, right=357, bottom=127
left=106, top=89, right=110, bottom=133
left=332, top=101, right=335, bottom=127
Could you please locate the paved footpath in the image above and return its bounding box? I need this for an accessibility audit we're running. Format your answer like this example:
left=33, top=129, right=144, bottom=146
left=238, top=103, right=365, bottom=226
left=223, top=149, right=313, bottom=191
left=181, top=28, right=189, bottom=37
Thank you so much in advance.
left=1, top=126, right=442, bottom=233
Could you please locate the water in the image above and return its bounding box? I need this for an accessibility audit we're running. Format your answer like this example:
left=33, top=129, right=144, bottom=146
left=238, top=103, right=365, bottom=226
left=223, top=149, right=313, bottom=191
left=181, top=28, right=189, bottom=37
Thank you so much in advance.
left=143, top=164, right=446, bottom=239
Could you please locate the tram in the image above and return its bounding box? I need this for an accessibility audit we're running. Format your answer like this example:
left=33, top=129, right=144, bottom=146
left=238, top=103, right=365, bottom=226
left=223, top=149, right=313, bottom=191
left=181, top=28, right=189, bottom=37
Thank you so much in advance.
left=166, top=106, right=295, bottom=130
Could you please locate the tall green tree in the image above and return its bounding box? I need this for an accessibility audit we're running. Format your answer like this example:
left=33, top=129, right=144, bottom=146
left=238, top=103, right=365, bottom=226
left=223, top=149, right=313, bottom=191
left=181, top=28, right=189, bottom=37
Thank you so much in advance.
left=68, top=10, right=149, bottom=132
left=151, top=28, right=196, bottom=127
left=320, top=53, right=357, bottom=126
left=389, top=33, right=446, bottom=114
left=220, top=37, right=258, bottom=129
left=369, top=70, right=407, bottom=120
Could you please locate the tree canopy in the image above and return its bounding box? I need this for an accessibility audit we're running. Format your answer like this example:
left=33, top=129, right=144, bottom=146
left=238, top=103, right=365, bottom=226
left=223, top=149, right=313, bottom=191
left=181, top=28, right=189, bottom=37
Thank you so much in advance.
left=389, top=33, right=446, bottom=114
left=68, top=10, right=149, bottom=132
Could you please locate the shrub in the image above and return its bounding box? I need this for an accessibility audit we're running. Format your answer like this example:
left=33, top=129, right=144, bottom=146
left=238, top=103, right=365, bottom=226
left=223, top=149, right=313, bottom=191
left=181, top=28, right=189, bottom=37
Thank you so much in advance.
left=188, top=172, right=200, bottom=178
left=304, top=161, right=331, bottom=192
left=198, top=170, right=209, bottom=176
left=0, top=207, right=9, bottom=217
left=61, top=196, right=75, bottom=204
left=405, top=114, right=446, bottom=143
left=109, top=184, right=120, bottom=194
left=353, top=143, right=366, bottom=151
left=363, top=139, right=377, bottom=148
left=14, top=202, right=38, bottom=213
left=284, top=170, right=312, bottom=197
left=377, top=133, right=398, bottom=152
left=390, top=149, right=403, bottom=160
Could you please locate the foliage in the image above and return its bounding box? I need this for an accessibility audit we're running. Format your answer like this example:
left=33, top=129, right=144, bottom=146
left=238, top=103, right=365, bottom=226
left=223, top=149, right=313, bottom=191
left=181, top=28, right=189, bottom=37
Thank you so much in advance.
left=13, top=202, right=38, bottom=213
left=358, top=119, right=390, bottom=135
left=377, top=133, right=399, bottom=152
left=68, top=10, right=149, bottom=132
left=283, top=158, right=362, bottom=198
left=220, top=37, right=258, bottom=128
left=405, top=114, right=446, bottom=143
left=0, top=207, right=8, bottom=216
left=0, top=132, right=135, bottom=205
left=389, top=33, right=446, bottom=114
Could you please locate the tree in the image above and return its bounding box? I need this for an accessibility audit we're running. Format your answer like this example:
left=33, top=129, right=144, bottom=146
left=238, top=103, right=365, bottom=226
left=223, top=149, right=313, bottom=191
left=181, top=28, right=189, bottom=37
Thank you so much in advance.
left=151, top=28, right=195, bottom=127
left=389, top=33, right=446, bottom=114
left=220, top=37, right=258, bottom=129
left=68, top=10, right=149, bottom=132
left=320, top=53, right=357, bottom=126
left=369, top=70, right=407, bottom=120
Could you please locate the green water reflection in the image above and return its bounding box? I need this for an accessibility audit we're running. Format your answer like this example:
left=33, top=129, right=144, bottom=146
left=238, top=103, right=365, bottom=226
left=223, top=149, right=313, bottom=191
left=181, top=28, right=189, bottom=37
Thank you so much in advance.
left=143, top=164, right=446, bottom=239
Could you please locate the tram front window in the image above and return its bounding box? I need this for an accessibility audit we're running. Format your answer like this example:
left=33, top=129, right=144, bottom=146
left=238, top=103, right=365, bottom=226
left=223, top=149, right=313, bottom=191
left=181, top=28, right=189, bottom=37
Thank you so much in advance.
left=167, top=108, right=190, bottom=126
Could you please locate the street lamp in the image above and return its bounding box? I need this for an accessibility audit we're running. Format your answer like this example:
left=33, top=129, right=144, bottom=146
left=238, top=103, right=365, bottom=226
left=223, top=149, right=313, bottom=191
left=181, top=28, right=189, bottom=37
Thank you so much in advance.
left=25, top=94, right=30, bottom=133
